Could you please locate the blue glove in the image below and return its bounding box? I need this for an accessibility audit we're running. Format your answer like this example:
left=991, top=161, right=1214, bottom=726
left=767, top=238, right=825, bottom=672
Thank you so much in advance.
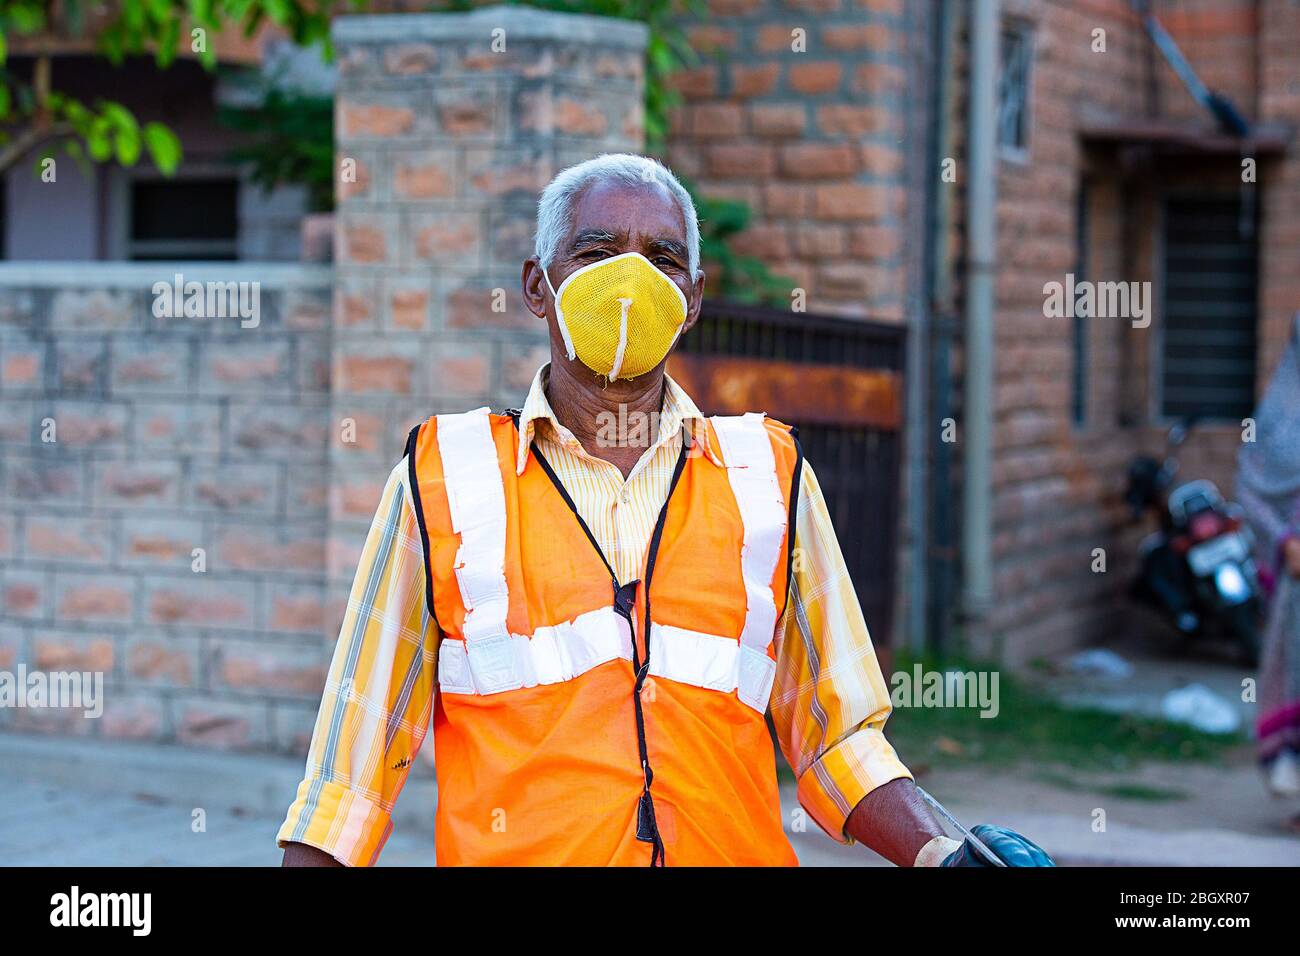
left=940, top=824, right=1055, bottom=867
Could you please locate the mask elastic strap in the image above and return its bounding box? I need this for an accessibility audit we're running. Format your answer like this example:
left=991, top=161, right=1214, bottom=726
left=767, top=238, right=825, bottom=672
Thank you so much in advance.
left=542, top=265, right=578, bottom=362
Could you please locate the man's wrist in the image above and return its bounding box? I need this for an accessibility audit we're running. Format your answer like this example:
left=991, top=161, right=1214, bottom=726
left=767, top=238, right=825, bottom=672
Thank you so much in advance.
left=913, top=835, right=963, bottom=867
left=281, top=841, right=345, bottom=867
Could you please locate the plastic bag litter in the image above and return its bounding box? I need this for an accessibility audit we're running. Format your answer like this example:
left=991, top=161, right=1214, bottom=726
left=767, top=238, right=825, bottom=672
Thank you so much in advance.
left=1160, top=683, right=1241, bottom=735
left=1066, top=648, right=1134, bottom=680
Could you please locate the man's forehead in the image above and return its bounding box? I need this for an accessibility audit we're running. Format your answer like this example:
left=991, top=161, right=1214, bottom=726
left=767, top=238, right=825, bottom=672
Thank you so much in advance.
left=566, top=179, right=686, bottom=243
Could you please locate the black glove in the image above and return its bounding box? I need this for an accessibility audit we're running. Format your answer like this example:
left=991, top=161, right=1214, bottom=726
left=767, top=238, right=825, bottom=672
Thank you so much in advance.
left=940, top=824, right=1055, bottom=867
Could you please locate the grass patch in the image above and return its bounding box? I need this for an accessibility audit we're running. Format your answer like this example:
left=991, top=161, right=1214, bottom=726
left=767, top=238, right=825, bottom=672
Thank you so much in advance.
left=884, top=656, right=1242, bottom=774
left=1031, top=770, right=1188, bottom=802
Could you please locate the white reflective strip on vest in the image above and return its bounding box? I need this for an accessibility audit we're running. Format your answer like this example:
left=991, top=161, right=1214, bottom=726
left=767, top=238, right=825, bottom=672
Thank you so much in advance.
left=709, top=412, right=787, bottom=711
left=436, top=408, right=520, bottom=694
left=646, top=627, right=776, bottom=714
left=438, top=605, right=634, bottom=695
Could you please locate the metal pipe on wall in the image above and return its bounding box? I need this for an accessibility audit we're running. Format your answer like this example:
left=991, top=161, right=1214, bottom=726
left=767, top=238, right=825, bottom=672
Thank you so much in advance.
left=906, top=0, right=957, bottom=654
left=903, top=0, right=934, bottom=655
left=962, top=0, right=1000, bottom=615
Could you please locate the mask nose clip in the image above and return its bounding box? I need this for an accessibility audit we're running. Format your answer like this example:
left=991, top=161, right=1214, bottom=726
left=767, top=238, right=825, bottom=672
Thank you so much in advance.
left=609, top=297, right=634, bottom=379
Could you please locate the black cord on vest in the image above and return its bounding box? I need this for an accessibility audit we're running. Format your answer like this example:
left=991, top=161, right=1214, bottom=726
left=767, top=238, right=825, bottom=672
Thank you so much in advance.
left=404, top=422, right=440, bottom=633
left=635, top=438, right=690, bottom=867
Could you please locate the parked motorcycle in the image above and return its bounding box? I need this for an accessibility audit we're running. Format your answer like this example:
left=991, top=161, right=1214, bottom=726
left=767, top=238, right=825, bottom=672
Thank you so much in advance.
left=1125, top=419, right=1262, bottom=664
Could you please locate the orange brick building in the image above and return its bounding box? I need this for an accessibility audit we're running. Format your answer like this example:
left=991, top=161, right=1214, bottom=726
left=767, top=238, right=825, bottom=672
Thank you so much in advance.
left=1, top=1, right=1297, bottom=753
left=944, top=0, right=1298, bottom=662
left=663, top=0, right=1298, bottom=663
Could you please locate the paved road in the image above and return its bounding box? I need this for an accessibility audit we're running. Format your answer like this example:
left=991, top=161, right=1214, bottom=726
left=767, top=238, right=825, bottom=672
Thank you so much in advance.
left=2, top=732, right=1296, bottom=866
left=1, top=778, right=439, bottom=867
left=0, top=776, right=872, bottom=867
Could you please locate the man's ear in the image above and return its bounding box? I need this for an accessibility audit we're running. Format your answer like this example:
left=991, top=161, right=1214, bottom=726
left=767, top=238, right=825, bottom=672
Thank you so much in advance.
left=681, top=269, right=706, bottom=334
left=522, top=257, right=549, bottom=319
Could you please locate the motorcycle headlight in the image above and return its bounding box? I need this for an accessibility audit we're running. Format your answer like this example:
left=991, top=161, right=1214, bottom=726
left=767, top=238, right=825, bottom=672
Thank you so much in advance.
left=1214, top=564, right=1250, bottom=604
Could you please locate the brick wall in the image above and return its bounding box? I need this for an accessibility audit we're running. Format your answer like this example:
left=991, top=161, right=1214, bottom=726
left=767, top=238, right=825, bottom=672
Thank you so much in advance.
left=969, top=0, right=1150, bottom=662
left=959, top=0, right=1300, bottom=662
left=0, top=264, right=333, bottom=749
left=665, top=0, right=914, bottom=320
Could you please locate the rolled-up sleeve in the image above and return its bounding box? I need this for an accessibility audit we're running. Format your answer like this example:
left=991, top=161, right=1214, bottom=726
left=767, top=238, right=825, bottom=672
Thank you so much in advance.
left=770, top=462, right=911, bottom=844
left=276, top=458, right=439, bottom=866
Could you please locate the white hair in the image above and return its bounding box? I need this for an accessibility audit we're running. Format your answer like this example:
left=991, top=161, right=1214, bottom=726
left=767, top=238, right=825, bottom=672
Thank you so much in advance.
left=534, top=153, right=700, bottom=278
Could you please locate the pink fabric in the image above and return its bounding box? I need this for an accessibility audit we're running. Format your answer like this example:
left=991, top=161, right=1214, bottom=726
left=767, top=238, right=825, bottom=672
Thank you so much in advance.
left=1258, top=700, right=1300, bottom=739
left=1236, top=318, right=1300, bottom=764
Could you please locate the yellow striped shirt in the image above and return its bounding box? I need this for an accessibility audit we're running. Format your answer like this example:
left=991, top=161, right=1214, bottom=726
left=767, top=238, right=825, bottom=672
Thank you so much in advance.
left=278, top=364, right=910, bottom=865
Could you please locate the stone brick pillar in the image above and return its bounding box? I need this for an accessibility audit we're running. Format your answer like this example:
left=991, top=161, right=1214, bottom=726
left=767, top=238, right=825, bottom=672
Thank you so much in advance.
left=327, top=7, right=648, bottom=622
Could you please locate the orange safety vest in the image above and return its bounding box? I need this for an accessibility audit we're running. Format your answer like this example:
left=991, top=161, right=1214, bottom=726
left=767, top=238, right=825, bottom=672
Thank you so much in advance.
left=406, top=407, right=803, bottom=866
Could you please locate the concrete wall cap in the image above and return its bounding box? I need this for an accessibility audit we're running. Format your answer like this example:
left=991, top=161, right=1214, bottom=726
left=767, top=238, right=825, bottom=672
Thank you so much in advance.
left=333, top=5, right=649, bottom=50
left=0, top=262, right=333, bottom=288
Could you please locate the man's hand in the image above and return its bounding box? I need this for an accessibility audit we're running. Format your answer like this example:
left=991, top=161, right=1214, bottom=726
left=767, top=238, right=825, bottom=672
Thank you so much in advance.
left=281, top=842, right=344, bottom=867
left=1283, top=536, right=1300, bottom=578
left=939, top=824, right=1055, bottom=867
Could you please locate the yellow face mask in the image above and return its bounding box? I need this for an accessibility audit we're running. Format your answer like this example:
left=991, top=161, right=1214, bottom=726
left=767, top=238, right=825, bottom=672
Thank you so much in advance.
left=544, top=251, right=689, bottom=381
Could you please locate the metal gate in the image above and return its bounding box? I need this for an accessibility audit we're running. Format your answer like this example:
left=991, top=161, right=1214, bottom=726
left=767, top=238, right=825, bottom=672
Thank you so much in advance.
left=669, top=301, right=906, bottom=644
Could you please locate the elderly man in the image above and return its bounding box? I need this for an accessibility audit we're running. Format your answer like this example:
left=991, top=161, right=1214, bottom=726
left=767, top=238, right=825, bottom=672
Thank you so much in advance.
left=279, top=153, right=1050, bottom=867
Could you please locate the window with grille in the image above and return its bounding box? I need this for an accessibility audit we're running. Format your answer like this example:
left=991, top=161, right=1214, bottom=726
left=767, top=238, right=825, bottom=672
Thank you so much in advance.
left=128, top=178, right=238, bottom=260
left=998, top=23, right=1033, bottom=156
left=1160, top=196, right=1258, bottom=420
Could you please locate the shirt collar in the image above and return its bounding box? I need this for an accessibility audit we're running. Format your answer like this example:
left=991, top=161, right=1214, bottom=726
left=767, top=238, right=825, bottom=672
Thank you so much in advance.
left=514, top=363, right=721, bottom=475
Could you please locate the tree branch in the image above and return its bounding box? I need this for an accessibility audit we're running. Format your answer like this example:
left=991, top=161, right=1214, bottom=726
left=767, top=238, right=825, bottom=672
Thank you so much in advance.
left=0, top=120, right=76, bottom=175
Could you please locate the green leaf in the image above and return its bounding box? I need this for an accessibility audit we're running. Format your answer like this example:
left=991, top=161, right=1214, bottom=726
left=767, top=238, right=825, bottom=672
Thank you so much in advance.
left=156, top=17, right=180, bottom=69
left=115, top=126, right=143, bottom=165
left=263, top=0, right=293, bottom=25
left=100, top=101, right=139, bottom=134
left=60, top=99, right=92, bottom=126
left=100, top=28, right=125, bottom=65
left=123, top=1, right=146, bottom=35
left=142, top=122, right=182, bottom=174
left=86, top=119, right=113, bottom=162
left=8, top=5, right=45, bottom=33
